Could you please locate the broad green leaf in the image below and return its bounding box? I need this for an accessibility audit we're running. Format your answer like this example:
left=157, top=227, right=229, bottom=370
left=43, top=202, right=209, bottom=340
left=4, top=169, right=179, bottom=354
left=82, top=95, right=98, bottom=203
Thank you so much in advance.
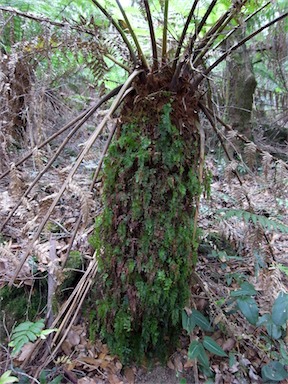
left=41, top=328, right=57, bottom=336
left=203, top=336, right=227, bottom=357
left=11, top=321, right=32, bottom=333
left=9, top=335, right=29, bottom=355
left=30, top=320, right=45, bottom=334
left=272, top=291, right=288, bottom=326
left=182, top=310, right=196, bottom=333
left=230, top=282, right=257, bottom=297
left=257, top=314, right=282, bottom=340
left=261, top=361, right=288, bottom=381
left=197, top=343, right=210, bottom=369
left=188, top=340, right=202, bottom=360
left=49, top=376, right=63, bottom=384
left=279, top=340, right=288, bottom=365
left=237, top=297, right=259, bottom=325
left=0, top=370, right=19, bottom=384
left=191, top=309, right=213, bottom=332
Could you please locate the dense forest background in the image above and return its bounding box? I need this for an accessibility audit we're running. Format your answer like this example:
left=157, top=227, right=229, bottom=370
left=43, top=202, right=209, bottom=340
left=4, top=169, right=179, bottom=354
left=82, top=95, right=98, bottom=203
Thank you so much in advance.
left=0, top=1, right=288, bottom=383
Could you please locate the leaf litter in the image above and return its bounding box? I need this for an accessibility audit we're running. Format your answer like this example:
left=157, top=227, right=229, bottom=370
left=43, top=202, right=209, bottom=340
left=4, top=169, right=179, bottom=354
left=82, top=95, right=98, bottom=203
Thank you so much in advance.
left=0, top=116, right=288, bottom=383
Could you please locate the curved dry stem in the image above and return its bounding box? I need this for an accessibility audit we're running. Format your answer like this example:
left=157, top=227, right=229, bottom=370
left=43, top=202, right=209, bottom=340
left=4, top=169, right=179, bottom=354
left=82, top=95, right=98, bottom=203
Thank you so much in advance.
left=90, top=0, right=137, bottom=67
left=192, top=11, right=288, bottom=88
left=0, top=85, right=123, bottom=180
left=9, top=69, right=143, bottom=286
left=144, top=0, right=158, bottom=70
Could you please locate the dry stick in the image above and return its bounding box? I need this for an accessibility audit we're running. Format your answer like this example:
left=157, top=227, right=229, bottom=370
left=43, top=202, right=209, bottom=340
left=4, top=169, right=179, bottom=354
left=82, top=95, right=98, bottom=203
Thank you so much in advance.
left=143, top=0, right=158, bottom=71
left=33, top=258, right=99, bottom=377
left=41, top=260, right=98, bottom=373
left=0, top=85, right=123, bottom=231
left=199, top=102, right=276, bottom=261
left=0, top=85, right=122, bottom=180
left=21, top=256, right=98, bottom=370
left=192, top=11, right=288, bottom=89
left=62, top=87, right=134, bottom=269
left=9, top=70, right=142, bottom=286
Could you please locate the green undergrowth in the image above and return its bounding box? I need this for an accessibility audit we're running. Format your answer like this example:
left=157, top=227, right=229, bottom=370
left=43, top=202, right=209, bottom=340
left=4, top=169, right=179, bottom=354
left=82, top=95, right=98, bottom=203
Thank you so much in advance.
left=90, top=101, right=209, bottom=363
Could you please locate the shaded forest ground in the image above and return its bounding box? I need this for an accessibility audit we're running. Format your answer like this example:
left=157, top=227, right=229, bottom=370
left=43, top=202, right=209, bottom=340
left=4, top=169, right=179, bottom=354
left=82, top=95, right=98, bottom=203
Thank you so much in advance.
left=0, top=100, right=288, bottom=384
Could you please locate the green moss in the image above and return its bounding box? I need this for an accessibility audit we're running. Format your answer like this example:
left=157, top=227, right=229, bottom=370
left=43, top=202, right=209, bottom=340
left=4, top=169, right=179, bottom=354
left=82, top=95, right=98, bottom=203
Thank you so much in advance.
left=90, top=101, right=208, bottom=363
left=0, top=283, right=46, bottom=330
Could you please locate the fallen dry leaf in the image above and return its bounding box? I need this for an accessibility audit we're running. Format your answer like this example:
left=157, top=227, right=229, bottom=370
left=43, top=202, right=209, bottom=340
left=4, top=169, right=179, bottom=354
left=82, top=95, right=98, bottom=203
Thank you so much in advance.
left=15, top=342, right=35, bottom=362
left=78, top=377, right=97, bottom=384
left=124, top=367, right=135, bottom=384
left=107, top=373, right=123, bottom=384
left=222, top=338, right=235, bottom=351
left=173, top=356, right=183, bottom=372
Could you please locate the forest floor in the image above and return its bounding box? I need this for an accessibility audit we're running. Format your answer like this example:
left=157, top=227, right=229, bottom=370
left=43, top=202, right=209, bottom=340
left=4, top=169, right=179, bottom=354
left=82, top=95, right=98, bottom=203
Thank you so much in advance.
left=0, top=112, right=288, bottom=384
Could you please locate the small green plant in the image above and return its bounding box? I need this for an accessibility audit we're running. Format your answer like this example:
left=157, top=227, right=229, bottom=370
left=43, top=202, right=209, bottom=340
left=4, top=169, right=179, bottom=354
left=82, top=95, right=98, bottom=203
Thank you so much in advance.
left=182, top=309, right=227, bottom=378
left=8, top=319, right=57, bottom=356
left=0, top=371, right=18, bottom=384
left=39, top=370, right=62, bottom=384
left=230, top=285, right=288, bottom=382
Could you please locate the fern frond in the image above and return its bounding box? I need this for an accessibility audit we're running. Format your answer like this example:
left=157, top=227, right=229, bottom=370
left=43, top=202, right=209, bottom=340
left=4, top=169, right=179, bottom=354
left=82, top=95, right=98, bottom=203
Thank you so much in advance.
left=262, top=151, right=273, bottom=179
left=218, top=208, right=288, bottom=234
left=244, top=142, right=257, bottom=169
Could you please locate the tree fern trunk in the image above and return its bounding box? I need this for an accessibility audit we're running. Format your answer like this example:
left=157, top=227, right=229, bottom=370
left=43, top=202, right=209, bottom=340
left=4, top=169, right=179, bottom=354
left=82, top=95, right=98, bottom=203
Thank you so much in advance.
left=91, top=73, right=206, bottom=363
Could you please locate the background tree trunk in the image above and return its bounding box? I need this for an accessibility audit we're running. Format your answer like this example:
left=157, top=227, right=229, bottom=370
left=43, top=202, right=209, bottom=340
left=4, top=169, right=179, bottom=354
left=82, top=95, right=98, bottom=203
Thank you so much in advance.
left=225, top=29, right=257, bottom=140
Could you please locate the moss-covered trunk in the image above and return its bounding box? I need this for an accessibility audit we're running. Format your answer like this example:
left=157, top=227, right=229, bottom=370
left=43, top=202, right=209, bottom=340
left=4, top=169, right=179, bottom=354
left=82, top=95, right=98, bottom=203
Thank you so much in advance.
left=91, top=73, right=205, bottom=362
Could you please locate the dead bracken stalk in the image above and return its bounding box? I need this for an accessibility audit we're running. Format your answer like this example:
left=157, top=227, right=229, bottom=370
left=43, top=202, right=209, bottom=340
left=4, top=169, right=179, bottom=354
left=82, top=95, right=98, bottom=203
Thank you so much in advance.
left=9, top=70, right=142, bottom=286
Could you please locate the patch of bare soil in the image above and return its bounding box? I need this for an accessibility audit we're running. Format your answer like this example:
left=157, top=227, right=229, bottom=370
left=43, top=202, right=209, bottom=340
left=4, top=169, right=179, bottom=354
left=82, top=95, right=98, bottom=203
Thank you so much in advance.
left=135, top=366, right=193, bottom=384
